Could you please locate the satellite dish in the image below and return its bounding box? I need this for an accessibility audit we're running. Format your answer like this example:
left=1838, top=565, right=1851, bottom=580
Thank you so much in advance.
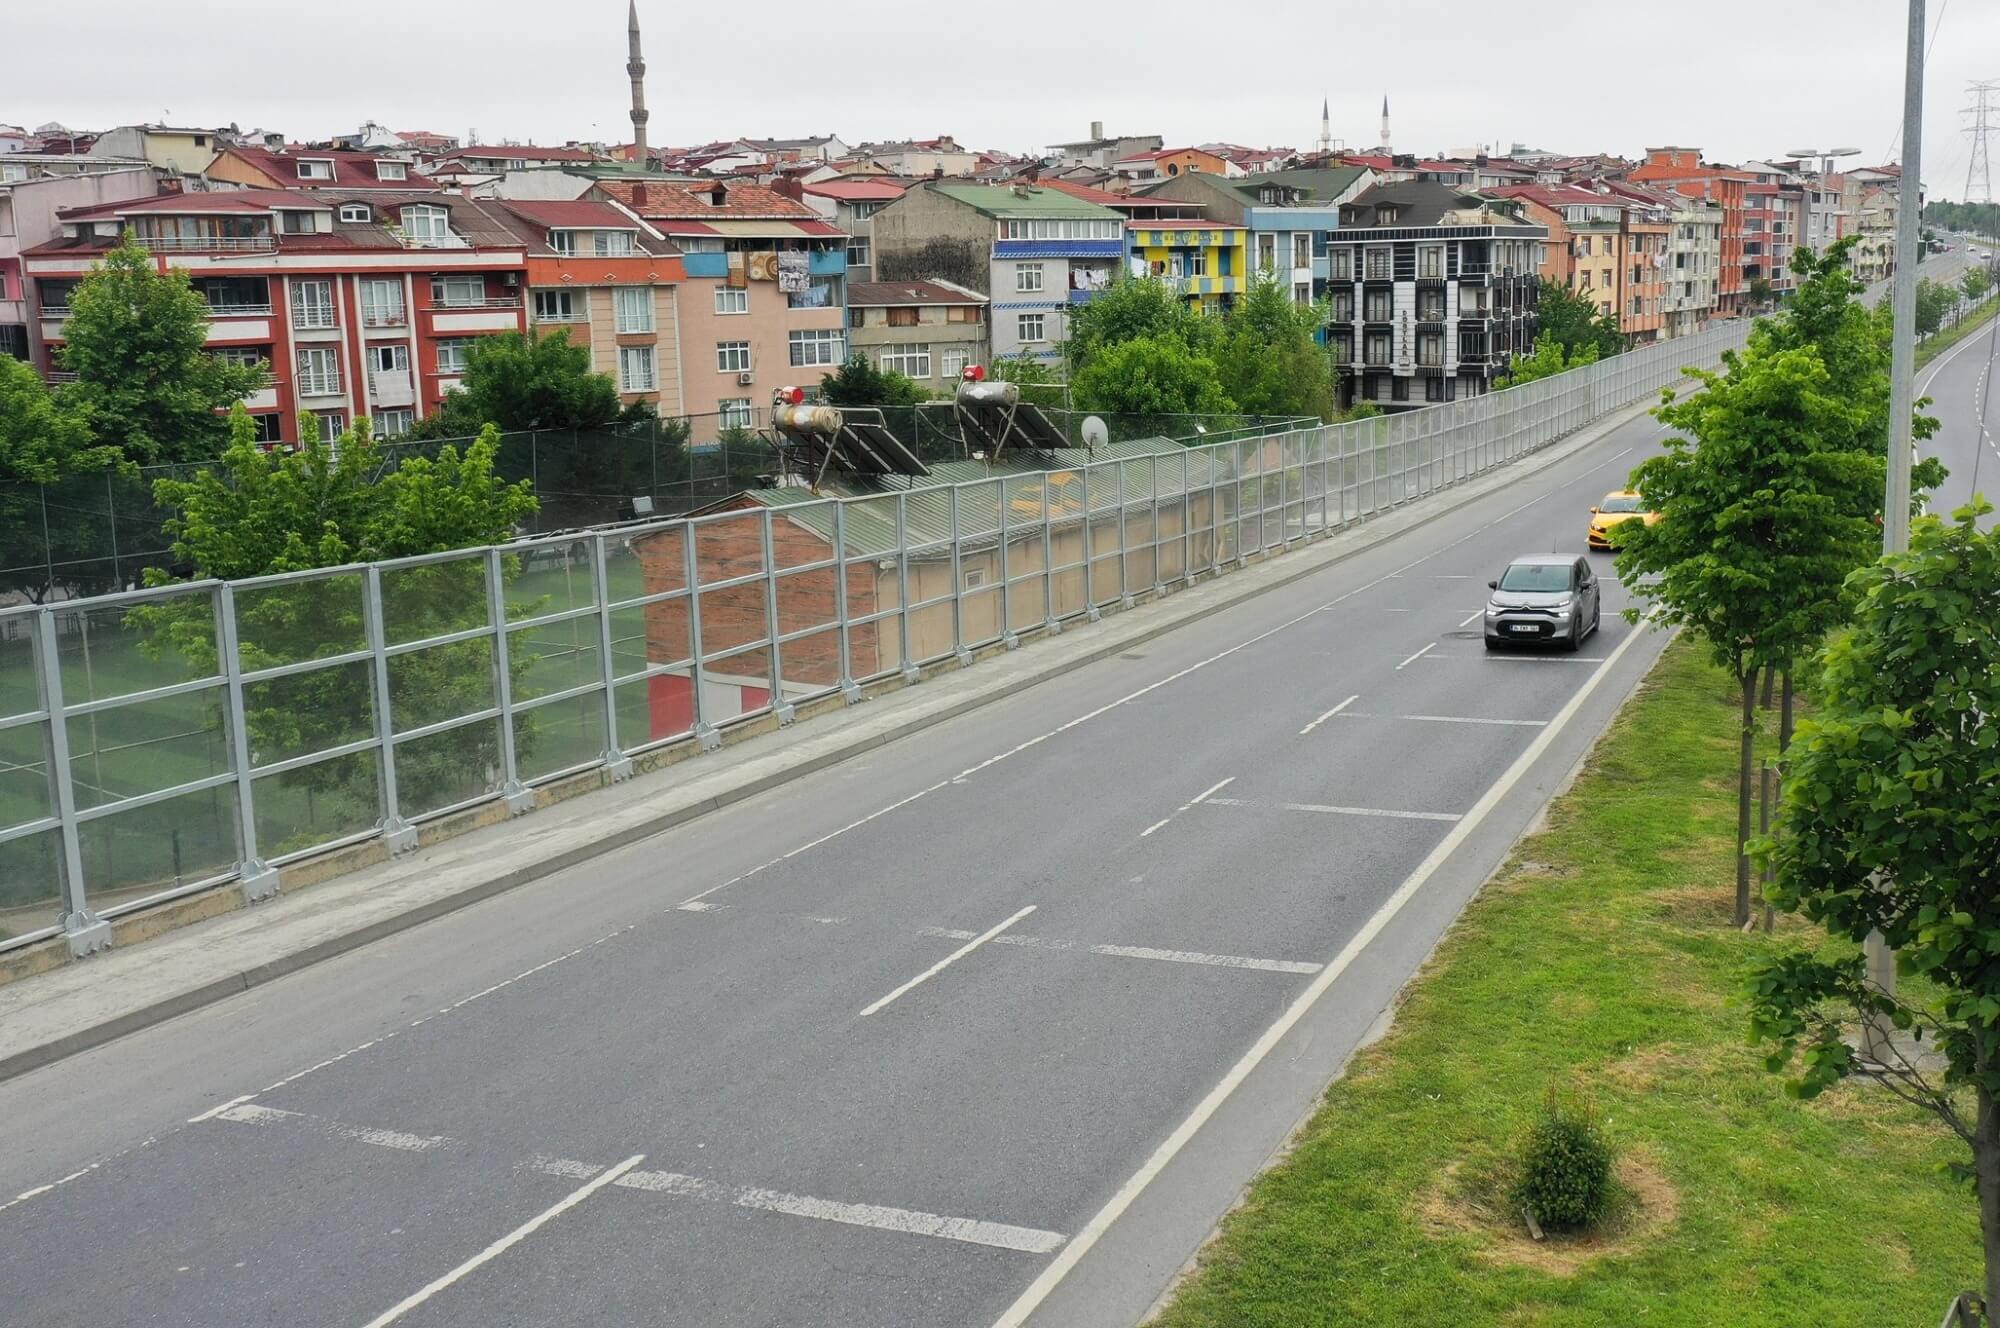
left=1080, top=415, right=1109, bottom=450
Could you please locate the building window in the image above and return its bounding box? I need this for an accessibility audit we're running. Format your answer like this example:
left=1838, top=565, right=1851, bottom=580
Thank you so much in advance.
left=716, top=341, right=751, bottom=373
left=316, top=411, right=346, bottom=441
left=367, top=344, right=409, bottom=374
left=846, top=236, right=871, bottom=269
left=291, top=279, right=335, bottom=330
left=1424, top=377, right=1454, bottom=402
left=789, top=328, right=844, bottom=367
left=1417, top=246, right=1443, bottom=278
left=215, top=345, right=266, bottom=371
left=249, top=413, right=283, bottom=444
left=400, top=204, right=453, bottom=247
left=719, top=397, right=753, bottom=429
left=1016, top=263, right=1044, bottom=293
left=338, top=204, right=371, bottom=224
left=1256, top=234, right=1277, bottom=271
left=887, top=306, right=919, bottom=327
left=619, top=345, right=656, bottom=392
left=1417, top=333, right=1443, bottom=366
left=359, top=279, right=405, bottom=327
left=714, top=286, right=748, bottom=314
left=1293, top=233, right=1311, bottom=269
left=376, top=162, right=407, bottom=181
left=1364, top=290, right=1392, bottom=321
left=1329, top=248, right=1352, bottom=279
left=1459, top=286, right=1488, bottom=315
left=1364, top=247, right=1392, bottom=280
left=1600, top=268, right=1612, bottom=288
left=533, top=289, right=577, bottom=322
left=375, top=408, right=414, bottom=438
left=278, top=210, right=315, bottom=235
left=1417, top=290, right=1445, bottom=320
left=879, top=343, right=931, bottom=378
left=940, top=347, right=970, bottom=379
left=1000, top=218, right=1123, bottom=240
left=548, top=230, right=575, bottom=256
left=1364, top=332, right=1391, bottom=365
left=1329, top=290, right=1354, bottom=321
left=1579, top=270, right=1592, bottom=289
left=594, top=231, right=636, bottom=256
left=1017, top=312, right=1046, bottom=344
left=431, top=275, right=487, bottom=307
left=435, top=338, right=474, bottom=374
left=296, top=160, right=333, bottom=180
left=296, top=347, right=340, bottom=396
left=614, top=286, right=653, bottom=333
left=1578, top=235, right=1592, bottom=256
left=1391, top=376, right=1409, bottom=402
left=1293, top=281, right=1311, bottom=304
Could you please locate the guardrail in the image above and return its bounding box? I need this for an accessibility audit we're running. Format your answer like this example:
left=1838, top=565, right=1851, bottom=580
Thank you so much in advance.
left=0, top=320, right=1751, bottom=957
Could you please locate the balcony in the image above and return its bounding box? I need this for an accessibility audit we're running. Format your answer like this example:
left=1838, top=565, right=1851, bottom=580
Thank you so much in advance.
left=362, top=306, right=409, bottom=329
left=204, top=302, right=273, bottom=317
left=430, top=294, right=522, bottom=310
left=132, top=234, right=278, bottom=254
left=296, top=374, right=342, bottom=398
left=396, top=231, right=471, bottom=250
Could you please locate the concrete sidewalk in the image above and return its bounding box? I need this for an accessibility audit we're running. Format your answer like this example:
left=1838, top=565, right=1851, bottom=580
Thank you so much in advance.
left=0, top=396, right=1663, bottom=1084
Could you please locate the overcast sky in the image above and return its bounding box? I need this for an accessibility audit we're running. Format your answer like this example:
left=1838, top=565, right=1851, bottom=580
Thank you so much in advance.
left=10, top=0, right=1998, bottom=196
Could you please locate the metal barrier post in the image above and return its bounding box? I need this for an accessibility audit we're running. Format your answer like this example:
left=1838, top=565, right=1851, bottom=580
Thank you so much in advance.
left=592, top=534, right=633, bottom=779
left=1081, top=468, right=1100, bottom=622
left=39, top=612, right=109, bottom=955
left=894, top=494, right=921, bottom=681
left=1117, top=461, right=1135, bottom=609
left=684, top=528, right=721, bottom=752
left=1040, top=478, right=1060, bottom=633
left=760, top=509, right=797, bottom=722
left=361, top=566, right=417, bottom=853
left=216, top=584, right=279, bottom=899
left=832, top=501, right=867, bottom=693
left=948, top=486, right=973, bottom=666
left=485, top=548, right=536, bottom=813
left=996, top=483, right=1020, bottom=648
left=1182, top=452, right=1197, bottom=584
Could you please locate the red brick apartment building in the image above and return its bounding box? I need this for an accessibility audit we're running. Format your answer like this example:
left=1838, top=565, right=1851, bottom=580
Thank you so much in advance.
left=1627, top=147, right=1750, bottom=315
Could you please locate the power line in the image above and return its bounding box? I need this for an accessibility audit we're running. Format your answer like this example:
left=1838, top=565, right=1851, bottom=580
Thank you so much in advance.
left=1965, top=79, right=1999, bottom=203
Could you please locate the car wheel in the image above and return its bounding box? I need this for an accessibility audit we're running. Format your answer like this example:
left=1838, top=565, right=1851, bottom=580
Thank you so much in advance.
left=1484, top=635, right=1501, bottom=652
left=1563, top=613, right=1582, bottom=653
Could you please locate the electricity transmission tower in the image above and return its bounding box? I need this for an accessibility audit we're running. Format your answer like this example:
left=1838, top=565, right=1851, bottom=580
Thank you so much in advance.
left=1965, top=80, right=1999, bottom=204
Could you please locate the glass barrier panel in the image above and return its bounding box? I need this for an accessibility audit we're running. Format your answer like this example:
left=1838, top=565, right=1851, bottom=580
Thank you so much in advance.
left=64, top=685, right=228, bottom=812
left=80, top=783, right=239, bottom=913
left=380, top=553, right=489, bottom=645
left=253, top=752, right=380, bottom=860
left=233, top=573, right=367, bottom=669
left=0, top=828, right=62, bottom=949
left=243, top=659, right=375, bottom=768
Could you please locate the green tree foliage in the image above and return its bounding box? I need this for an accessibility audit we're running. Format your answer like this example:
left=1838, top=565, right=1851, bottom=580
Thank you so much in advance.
left=0, top=357, right=127, bottom=600
left=56, top=235, right=264, bottom=464
left=1924, top=199, right=2000, bottom=239
left=986, top=355, right=1066, bottom=409
left=816, top=353, right=929, bottom=407
left=131, top=411, right=540, bottom=834
left=1747, top=276, right=1774, bottom=310
left=1494, top=332, right=1599, bottom=388
left=1616, top=342, right=1897, bottom=926
left=1915, top=278, right=1955, bottom=339
left=1065, top=275, right=1218, bottom=370
left=1213, top=275, right=1337, bottom=421
left=418, top=329, right=623, bottom=436
left=1533, top=278, right=1624, bottom=362
left=1747, top=503, right=2000, bottom=1313
left=1069, top=335, right=1234, bottom=417
left=1964, top=266, right=1994, bottom=302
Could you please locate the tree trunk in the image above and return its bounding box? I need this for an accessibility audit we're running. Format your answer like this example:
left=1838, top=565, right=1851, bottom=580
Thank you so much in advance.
left=1760, top=663, right=1776, bottom=709
left=1736, top=669, right=1756, bottom=928
left=1779, top=671, right=1795, bottom=754
left=1978, top=1086, right=2000, bottom=1320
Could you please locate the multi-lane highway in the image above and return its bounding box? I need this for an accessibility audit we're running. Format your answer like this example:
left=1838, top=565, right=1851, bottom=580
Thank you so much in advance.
left=1, top=287, right=1994, bottom=1328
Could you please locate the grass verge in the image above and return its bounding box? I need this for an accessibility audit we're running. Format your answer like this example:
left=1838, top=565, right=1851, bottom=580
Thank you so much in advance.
left=1152, top=638, right=1978, bottom=1327
left=1917, top=293, right=2000, bottom=370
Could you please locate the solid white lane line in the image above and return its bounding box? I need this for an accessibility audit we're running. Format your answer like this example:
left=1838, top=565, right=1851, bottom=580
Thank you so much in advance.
left=1337, top=712, right=1547, bottom=727
left=1203, top=796, right=1459, bottom=822
left=1298, top=694, right=1359, bottom=735
left=859, top=905, right=1037, bottom=1017
left=613, top=1168, right=1067, bottom=1255
left=1457, top=610, right=1484, bottom=628
left=211, top=1102, right=449, bottom=1154
left=987, top=609, right=1657, bottom=1328
left=358, top=1155, right=644, bottom=1328
left=916, top=928, right=1319, bottom=975
left=1433, top=654, right=1607, bottom=663
left=1139, top=776, right=1236, bottom=838
left=1394, top=642, right=1436, bottom=670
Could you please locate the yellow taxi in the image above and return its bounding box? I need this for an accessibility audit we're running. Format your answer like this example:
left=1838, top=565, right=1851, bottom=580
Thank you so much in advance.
left=1587, top=491, right=1658, bottom=551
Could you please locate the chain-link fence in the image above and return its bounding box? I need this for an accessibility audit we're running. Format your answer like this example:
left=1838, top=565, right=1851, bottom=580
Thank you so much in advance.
left=0, top=321, right=1749, bottom=954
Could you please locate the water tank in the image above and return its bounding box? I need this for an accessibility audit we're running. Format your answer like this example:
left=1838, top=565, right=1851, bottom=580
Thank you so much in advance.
left=773, top=403, right=842, bottom=435
left=956, top=379, right=1020, bottom=409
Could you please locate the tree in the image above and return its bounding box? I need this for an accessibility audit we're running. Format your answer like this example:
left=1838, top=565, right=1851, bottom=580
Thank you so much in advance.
left=1064, top=275, right=1218, bottom=369
left=987, top=355, right=1066, bottom=409
left=0, top=357, right=127, bottom=601
left=1915, top=278, right=1955, bottom=339
left=1533, top=278, right=1623, bottom=362
left=56, top=235, right=264, bottom=464
left=817, top=353, right=929, bottom=407
left=1747, top=503, right=2000, bottom=1313
left=1747, top=275, right=1775, bottom=311
left=1069, top=335, right=1235, bottom=417
left=1214, top=275, right=1337, bottom=421
left=418, top=329, right=622, bottom=436
left=131, top=410, right=539, bottom=833
left=1965, top=267, right=1994, bottom=303
left=1615, top=342, right=1895, bottom=926
left=1494, top=332, right=1599, bottom=388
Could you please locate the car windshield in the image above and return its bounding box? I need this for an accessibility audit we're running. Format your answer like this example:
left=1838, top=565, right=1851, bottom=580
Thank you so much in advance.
left=1498, top=563, right=1572, bottom=592
left=1599, top=495, right=1644, bottom=513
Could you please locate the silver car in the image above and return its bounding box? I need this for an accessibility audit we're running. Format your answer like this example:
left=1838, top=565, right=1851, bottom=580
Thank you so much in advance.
left=1484, top=555, right=1602, bottom=652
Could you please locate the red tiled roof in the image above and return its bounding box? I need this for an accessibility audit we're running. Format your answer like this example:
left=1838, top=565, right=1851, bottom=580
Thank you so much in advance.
left=802, top=178, right=909, bottom=201
left=439, top=145, right=599, bottom=163
left=596, top=179, right=820, bottom=219
left=216, top=146, right=428, bottom=188
left=489, top=199, right=641, bottom=229
left=1114, top=147, right=1214, bottom=164
left=58, top=189, right=326, bottom=219
left=1033, top=178, right=1131, bottom=206
left=792, top=218, right=844, bottom=237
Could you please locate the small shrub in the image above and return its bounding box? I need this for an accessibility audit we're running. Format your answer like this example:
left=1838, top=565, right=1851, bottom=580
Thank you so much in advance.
left=1511, top=1086, right=1615, bottom=1231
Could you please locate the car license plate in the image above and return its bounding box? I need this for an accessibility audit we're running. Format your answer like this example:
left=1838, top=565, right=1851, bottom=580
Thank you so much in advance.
left=1508, top=624, right=1538, bottom=634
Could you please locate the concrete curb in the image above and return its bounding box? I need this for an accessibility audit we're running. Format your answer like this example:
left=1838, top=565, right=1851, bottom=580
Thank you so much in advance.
left=0, top=390, right=1672, bottom=1086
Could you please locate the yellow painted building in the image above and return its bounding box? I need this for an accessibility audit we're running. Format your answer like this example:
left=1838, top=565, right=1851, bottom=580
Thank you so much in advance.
left=1129, top=221, right=1250, bottom=315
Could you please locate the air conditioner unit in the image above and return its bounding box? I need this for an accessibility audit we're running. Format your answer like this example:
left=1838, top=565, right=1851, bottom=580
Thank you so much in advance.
left=736, top=370, right=755, bottom=385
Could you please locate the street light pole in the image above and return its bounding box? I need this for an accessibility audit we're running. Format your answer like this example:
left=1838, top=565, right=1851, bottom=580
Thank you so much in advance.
left=1863, top=0, right=1926, bottom=1065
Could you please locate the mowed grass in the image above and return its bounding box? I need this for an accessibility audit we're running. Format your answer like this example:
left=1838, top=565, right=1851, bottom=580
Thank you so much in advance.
left=1153, top=639, right=1980, bottom=1328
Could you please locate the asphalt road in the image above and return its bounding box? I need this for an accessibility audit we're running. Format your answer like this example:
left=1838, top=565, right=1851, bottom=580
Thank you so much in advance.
left=2, top=306, right=1988, bottom=1328
left=1918, top=245, right=2000, bottom=523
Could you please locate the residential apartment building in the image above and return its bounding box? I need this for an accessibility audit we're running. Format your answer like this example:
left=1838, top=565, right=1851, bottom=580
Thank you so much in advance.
left=795, top=178, right=910, bottom=283
left=482, top=198, right=685, bottom=414
left=1627, top=147, right=1748, bottom=314
left=1111, top=147, right=1234, bottom=183
left=1851, top=186, right=1898, bottom=284
left=1047, top=124, right=1164, bottom=171
left=870, top=183, right=1125, bottom=362
left=595, top=179, right=848, bottom=424
left=858, top=138, right=975, bottom=178
left=1, top=163, right=158, bottom=363
left=207, top=146, right=431, bottom=191
left=85, top=124, right=223, bottom=174
left=1142, top=166, right=1371, bottom=305
left=1737, top=163, right=1805, bottom=299
left=1128, top=218, right=1251, bottom=316
left=1323, top=182, right=1546, bottom=410
left=1647, top=189, right=1724, bottom=339
left=1488, top=183, right=1670, bottom=343
left=845, top=279, right=988, bottom=394
left=24, top=189, right=532, bottom=444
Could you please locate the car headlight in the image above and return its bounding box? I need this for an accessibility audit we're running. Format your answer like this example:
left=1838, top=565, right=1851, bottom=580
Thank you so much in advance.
left=1484, top=604, right=1501, bottom=617
left=1552, top=596, right=1573, bottom=610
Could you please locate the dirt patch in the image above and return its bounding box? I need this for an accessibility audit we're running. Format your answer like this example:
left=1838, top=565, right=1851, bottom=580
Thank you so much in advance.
left=1601, top=1043, right=1703, bottom=1093
left=1418, top=1152, right=1681, bottom=1277
left=1650, top=882, right=1741, bottom=929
